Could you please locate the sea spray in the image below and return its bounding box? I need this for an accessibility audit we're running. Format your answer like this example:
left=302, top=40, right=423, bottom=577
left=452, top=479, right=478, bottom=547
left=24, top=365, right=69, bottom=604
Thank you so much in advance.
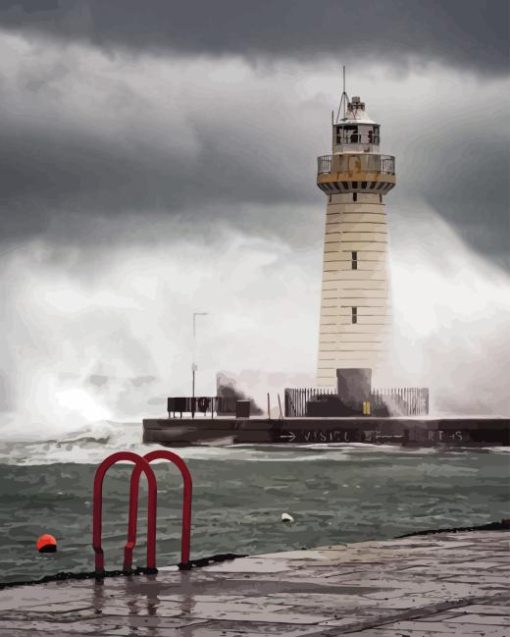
left=0, top=210, right=508, bottom=452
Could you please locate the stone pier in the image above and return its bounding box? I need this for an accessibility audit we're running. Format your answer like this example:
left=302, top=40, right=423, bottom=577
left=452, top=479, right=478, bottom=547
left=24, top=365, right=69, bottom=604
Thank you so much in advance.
left=0, top=529, right=508, bottom=635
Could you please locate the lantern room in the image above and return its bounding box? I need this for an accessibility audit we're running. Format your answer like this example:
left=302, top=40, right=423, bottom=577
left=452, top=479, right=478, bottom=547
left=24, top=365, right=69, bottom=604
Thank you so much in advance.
left=332, top=96, right=380, bottom=154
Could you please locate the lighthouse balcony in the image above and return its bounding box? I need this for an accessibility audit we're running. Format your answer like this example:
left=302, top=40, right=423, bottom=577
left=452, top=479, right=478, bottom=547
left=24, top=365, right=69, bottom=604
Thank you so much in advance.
left=317, top=153, right=396, bottom=195
left=318, top=153, right=395, bottom=176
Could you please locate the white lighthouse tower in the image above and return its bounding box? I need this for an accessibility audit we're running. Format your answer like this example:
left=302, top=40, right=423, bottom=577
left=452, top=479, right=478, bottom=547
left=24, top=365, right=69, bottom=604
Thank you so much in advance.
left=316, top=78, right=396, bottom=387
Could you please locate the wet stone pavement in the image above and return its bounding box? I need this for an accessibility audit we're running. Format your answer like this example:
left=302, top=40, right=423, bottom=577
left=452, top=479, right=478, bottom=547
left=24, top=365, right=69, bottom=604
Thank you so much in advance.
left=0, top=530, right=508, bottom=636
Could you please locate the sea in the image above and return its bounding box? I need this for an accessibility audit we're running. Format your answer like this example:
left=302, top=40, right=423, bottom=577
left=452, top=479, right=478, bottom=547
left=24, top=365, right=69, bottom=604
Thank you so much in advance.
left=0, top=420, right=508, bottom=585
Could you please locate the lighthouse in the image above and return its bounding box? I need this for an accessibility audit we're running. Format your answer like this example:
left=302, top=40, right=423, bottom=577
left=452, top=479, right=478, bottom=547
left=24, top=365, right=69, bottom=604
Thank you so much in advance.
left=316, top=82, right=396, bottom=387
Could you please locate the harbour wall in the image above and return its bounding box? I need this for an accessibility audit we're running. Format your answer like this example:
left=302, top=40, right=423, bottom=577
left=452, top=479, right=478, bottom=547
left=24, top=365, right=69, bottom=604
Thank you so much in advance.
left=143, top=416, right=510, bottom=446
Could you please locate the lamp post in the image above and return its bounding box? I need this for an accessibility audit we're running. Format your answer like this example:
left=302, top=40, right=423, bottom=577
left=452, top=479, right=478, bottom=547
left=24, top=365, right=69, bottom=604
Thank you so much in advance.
left=192, top=312, right=208, bottom=418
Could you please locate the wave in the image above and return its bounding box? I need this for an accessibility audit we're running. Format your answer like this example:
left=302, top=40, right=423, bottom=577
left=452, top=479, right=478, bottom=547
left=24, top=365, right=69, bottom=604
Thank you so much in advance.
left=0, top=420, right=147, bottom=466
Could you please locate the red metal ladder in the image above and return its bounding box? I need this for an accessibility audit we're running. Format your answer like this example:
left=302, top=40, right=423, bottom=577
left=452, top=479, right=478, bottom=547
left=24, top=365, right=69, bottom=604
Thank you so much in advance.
left=92, top=450, right=192, bottom=576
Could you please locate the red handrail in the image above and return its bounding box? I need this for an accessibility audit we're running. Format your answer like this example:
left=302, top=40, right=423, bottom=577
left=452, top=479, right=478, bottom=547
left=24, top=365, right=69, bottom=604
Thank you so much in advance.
left=92, top=451, right=157, bottom=576
left=126, top=450, right=193, bottom=569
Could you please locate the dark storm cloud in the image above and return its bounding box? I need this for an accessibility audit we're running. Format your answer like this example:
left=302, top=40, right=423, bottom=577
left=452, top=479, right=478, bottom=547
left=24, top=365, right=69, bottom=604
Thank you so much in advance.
left=0, top=106, right=302, bottom=232
left=0, top=51, right=316, bottom=243
left=0, top=0, right=508, bottom=75
left=0, top=1, right=508, bottom=267
left=422, top=136, right=509, bottom=268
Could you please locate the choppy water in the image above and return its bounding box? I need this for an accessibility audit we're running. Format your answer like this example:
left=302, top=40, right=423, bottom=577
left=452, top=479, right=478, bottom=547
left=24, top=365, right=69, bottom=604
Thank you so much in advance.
left=0, top=422, right=508, bottom=584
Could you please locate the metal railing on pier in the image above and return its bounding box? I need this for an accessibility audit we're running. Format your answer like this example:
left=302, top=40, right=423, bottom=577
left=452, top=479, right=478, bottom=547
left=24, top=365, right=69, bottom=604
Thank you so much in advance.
left=167, top=396, right=238, bottom=418
left=284, top=387, right=337, bottom=418
left=284, top=386, right=429, bottom=417
left=371, top=387, right=429, bottom=416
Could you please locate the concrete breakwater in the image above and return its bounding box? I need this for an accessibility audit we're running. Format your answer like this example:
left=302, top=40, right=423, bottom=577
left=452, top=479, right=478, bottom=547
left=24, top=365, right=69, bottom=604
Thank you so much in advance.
left=1, top=529, right=508, bottom=635
left=143, top=415, right=510, bottom=446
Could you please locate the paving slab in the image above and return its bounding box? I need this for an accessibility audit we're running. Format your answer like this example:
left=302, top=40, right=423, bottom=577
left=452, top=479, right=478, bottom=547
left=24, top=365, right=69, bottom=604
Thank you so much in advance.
left=0, top=530, right=508, bottom=636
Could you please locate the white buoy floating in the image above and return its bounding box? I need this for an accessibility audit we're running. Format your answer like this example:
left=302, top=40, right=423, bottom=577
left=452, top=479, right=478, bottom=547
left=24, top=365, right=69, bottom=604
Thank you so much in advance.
left=281, top=512, right=294, bottom=524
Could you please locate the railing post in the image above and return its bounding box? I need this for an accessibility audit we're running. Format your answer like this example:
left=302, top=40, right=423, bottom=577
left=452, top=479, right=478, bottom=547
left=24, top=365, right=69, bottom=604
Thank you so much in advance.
left=92, top=452, right=158, bottom=576
left=128, top=450, right=193, bottom=569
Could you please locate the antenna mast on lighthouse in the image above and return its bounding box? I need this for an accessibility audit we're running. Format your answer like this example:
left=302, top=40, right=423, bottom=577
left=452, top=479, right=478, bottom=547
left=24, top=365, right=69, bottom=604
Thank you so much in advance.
left=335, top=65, right=349, bottom=123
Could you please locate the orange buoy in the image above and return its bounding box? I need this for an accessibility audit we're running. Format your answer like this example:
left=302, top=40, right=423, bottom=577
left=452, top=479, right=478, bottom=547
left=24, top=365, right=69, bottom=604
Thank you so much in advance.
left=36, top=534, right=57, bottom=553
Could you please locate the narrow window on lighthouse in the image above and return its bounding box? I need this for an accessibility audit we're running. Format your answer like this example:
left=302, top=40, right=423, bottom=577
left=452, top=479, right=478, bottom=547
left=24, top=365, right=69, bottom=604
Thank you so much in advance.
left=352, top=307, right=358, bottom=324
left=353, top=193, right=357, bottom=202
left=351, top=251, right=358, bottom=269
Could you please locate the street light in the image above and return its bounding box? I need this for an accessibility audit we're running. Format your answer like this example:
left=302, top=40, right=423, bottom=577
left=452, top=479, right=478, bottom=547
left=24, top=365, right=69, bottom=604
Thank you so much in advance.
left=192, top=312, right=208, bottom=418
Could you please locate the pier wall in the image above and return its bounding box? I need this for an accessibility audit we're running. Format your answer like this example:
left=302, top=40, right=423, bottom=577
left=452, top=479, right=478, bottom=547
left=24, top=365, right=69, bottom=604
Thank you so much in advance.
left=143, top=416, right=510, bottom=446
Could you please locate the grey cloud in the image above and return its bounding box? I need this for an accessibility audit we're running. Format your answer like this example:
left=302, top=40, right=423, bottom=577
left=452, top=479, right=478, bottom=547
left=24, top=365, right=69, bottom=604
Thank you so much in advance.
left=0, top=0, right=508, bottom=75
left=0, top=43, right=322, bottom=243
left=0, top=24, right=507, bottom=268
left=0, top=96, right=314, bottom=240
left=422, top=136, right=509, bottom=268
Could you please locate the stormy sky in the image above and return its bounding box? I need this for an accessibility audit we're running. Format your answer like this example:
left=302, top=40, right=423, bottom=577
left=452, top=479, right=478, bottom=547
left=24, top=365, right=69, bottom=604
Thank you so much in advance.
left=0, top=0, right=508, bottom=262
left=0, top=1, right=509, bottom=424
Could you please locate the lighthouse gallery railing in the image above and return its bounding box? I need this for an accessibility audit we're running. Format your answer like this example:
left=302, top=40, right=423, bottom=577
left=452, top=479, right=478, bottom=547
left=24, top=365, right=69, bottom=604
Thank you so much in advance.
left=317, top=154, right=395, bottom=175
